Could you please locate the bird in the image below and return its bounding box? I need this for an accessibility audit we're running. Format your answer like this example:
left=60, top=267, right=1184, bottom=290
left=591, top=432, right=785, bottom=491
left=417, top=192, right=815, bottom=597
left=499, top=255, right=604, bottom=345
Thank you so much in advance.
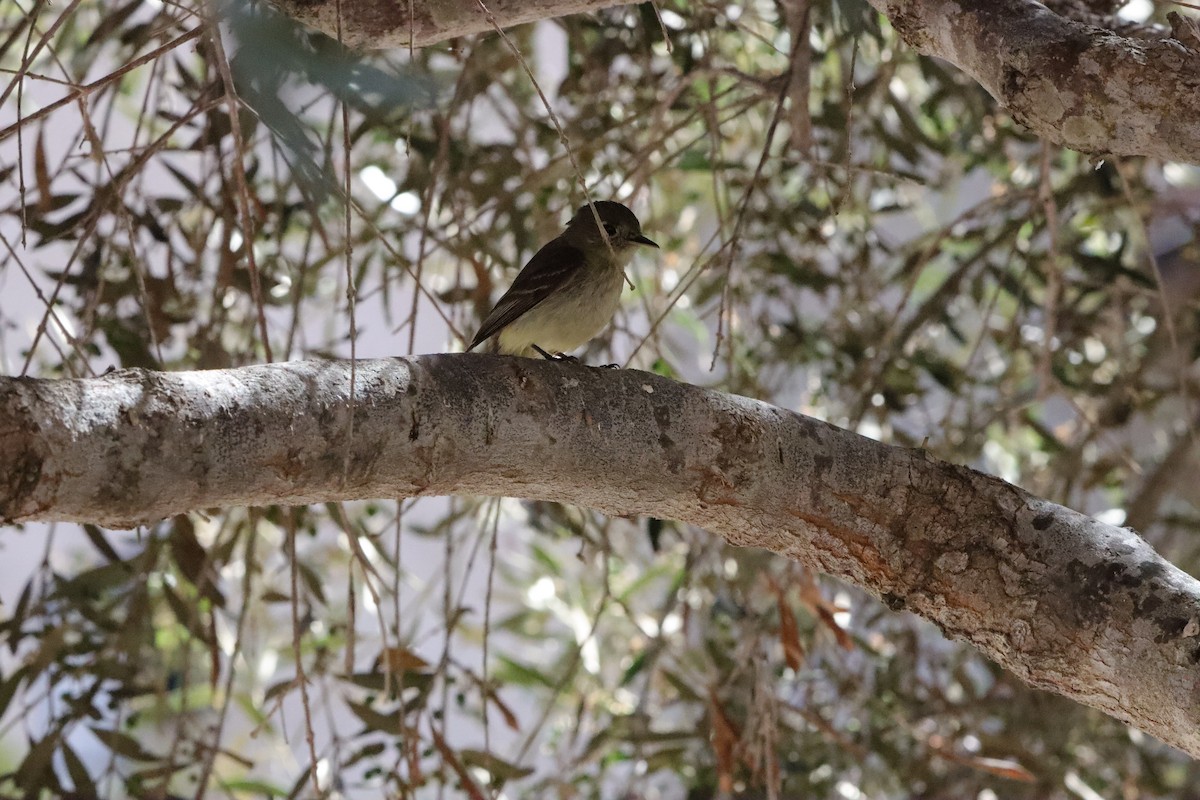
left=466, top=200, right=658, bottom=361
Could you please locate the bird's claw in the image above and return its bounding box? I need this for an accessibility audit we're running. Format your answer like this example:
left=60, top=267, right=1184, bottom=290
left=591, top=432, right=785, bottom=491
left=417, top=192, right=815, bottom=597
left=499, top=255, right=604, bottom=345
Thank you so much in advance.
left=531, top=345, right=619, bottom=368
left=532, top=344, right=579, bottom=363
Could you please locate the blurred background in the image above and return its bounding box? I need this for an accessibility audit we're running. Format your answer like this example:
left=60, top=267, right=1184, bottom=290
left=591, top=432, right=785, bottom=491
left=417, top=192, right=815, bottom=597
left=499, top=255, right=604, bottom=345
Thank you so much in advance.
left=2, top=0, right=1199, bottom=797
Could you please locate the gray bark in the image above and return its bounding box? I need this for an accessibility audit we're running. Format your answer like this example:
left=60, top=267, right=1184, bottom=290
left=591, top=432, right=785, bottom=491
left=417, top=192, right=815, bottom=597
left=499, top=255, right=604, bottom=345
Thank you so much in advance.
left=868, top=0, right=1200, bottom=163
left=266, top=0, right=635, bottom=48
left=3, top=355, right=1200, bottom=757
left=271, top=0, right=1200, bottom=164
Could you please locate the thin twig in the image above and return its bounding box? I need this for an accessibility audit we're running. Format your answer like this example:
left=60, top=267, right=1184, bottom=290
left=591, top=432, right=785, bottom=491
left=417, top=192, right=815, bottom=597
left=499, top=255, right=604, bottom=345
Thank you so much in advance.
left=474, top=0, right=612, bottom=263
left=287, top=510, right=323, bottom=798
left=0, top=26, right=204, bottom=142
left=710, top=25, right=805, bottom=370
left=195, top=520, right=259, bottom=798
left=1036, top=143, right=1062, bottom=399
left=205, top=10, right=273, bottom=362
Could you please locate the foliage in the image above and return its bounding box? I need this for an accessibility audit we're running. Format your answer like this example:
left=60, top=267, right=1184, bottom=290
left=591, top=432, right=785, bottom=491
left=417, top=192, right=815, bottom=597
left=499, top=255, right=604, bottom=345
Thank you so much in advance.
left=1, top=0, right=1199, bottom=797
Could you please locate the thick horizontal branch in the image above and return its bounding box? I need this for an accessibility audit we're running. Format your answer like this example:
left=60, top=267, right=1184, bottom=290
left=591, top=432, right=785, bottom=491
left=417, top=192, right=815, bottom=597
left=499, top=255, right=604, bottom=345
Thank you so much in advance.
left=3, top=355, right=1200, bottom=755
left=870, top=0, right=1200, bottom=163
left=265, top=0, right=1200, bottom=162
left=266, top=0, right=634, bottom=49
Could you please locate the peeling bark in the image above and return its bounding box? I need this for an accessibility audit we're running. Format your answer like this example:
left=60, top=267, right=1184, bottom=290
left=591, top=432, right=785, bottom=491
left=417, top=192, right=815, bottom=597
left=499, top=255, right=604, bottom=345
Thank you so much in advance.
left=869, top=0, right=1200, bottom=163
left=2, top=355, right=1200, bottom=756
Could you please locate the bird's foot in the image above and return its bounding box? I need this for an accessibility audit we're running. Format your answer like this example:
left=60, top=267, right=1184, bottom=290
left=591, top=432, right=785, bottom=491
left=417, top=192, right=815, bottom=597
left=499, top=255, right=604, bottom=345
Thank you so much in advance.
left=532, top=344, right=579, bottom=363
left=531, top=345, right=620, bottom=368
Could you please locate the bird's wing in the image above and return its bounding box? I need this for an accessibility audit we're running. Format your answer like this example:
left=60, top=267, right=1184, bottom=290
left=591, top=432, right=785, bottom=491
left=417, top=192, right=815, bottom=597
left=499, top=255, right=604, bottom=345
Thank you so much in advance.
left=467, top=239, right=588, bottom=350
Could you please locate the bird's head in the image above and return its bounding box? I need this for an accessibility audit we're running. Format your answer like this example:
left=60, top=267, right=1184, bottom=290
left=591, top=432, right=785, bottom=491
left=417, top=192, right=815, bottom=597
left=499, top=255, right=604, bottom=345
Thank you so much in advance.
left=566, top=200, right=658, bottom=252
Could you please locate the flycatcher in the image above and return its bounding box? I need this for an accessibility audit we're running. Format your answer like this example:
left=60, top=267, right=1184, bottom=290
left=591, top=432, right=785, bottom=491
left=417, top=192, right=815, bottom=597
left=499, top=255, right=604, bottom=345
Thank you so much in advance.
left=466, top=200, right=659, bottom=360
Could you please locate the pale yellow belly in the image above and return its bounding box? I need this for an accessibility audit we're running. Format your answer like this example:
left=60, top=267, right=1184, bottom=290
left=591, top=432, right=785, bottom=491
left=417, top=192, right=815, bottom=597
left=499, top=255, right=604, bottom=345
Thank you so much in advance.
left=497, top=267, right=625, bottom=357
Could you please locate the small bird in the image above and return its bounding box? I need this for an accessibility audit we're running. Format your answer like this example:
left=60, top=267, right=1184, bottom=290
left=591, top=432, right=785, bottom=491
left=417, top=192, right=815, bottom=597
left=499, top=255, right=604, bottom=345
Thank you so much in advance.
left=466, top=200, right=659, bottom=361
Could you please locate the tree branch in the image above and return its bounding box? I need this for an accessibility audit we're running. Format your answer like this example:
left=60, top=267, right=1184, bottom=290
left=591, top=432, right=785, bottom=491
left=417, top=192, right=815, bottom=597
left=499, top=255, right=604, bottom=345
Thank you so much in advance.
left=868, top=0, right=1200, bottom=163
left=266, top=0, right=635, bottom=49
left=3, top=355, right=1200, bottom=755
left=262, top=0, right=1200, bottom=162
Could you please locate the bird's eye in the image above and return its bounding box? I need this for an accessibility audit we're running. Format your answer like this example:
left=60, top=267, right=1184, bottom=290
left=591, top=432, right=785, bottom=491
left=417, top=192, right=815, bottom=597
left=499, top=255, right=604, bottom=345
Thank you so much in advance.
left=603, top=223, right=616, bottom=237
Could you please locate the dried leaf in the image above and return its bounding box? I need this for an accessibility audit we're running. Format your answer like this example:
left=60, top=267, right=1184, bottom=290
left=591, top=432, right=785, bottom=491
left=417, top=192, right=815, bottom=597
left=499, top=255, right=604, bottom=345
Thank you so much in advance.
left=33, top=128, right=52, bottom=215
left=431, top=729, right=488, bottom=800
left=813, top=603, right=855, bottom=652
left=961, top=755, right=1037, bottom=782
left=796, top=570, right=855, bottom=651
left=382, top=646, right=430, bottom=673
left=483, top=684, right=521, bottom=732
left=772, top=583, right=805, bottom=670
left=708, top=688, right=739, bottom=794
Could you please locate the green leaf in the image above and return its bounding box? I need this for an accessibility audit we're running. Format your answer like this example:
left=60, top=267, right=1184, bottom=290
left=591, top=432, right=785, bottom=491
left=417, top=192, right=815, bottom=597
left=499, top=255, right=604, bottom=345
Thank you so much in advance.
left=346, top=700, right=406, bottom=735
left=89, top=727, right=163, bottom=762
left=219, top=778, right=290, bottom=796
left=458, top=749, right=534, bottom=783
left=493, top=656, right=556, bottom=688
left=14, top=731, right=61, bottom=792
left=0, top=664, right=30, bottom=720
left=61, top=740, right=97, bottom=797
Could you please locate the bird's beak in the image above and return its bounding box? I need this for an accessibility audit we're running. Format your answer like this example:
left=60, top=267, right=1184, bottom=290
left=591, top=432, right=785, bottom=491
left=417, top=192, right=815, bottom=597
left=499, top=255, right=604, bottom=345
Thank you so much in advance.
left=632, top=234, right=659, bottom=248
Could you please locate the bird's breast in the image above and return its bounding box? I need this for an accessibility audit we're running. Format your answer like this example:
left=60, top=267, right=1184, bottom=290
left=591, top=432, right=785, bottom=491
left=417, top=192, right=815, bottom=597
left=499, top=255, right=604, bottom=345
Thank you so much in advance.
left=498, top=263, right=626, bottom=355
